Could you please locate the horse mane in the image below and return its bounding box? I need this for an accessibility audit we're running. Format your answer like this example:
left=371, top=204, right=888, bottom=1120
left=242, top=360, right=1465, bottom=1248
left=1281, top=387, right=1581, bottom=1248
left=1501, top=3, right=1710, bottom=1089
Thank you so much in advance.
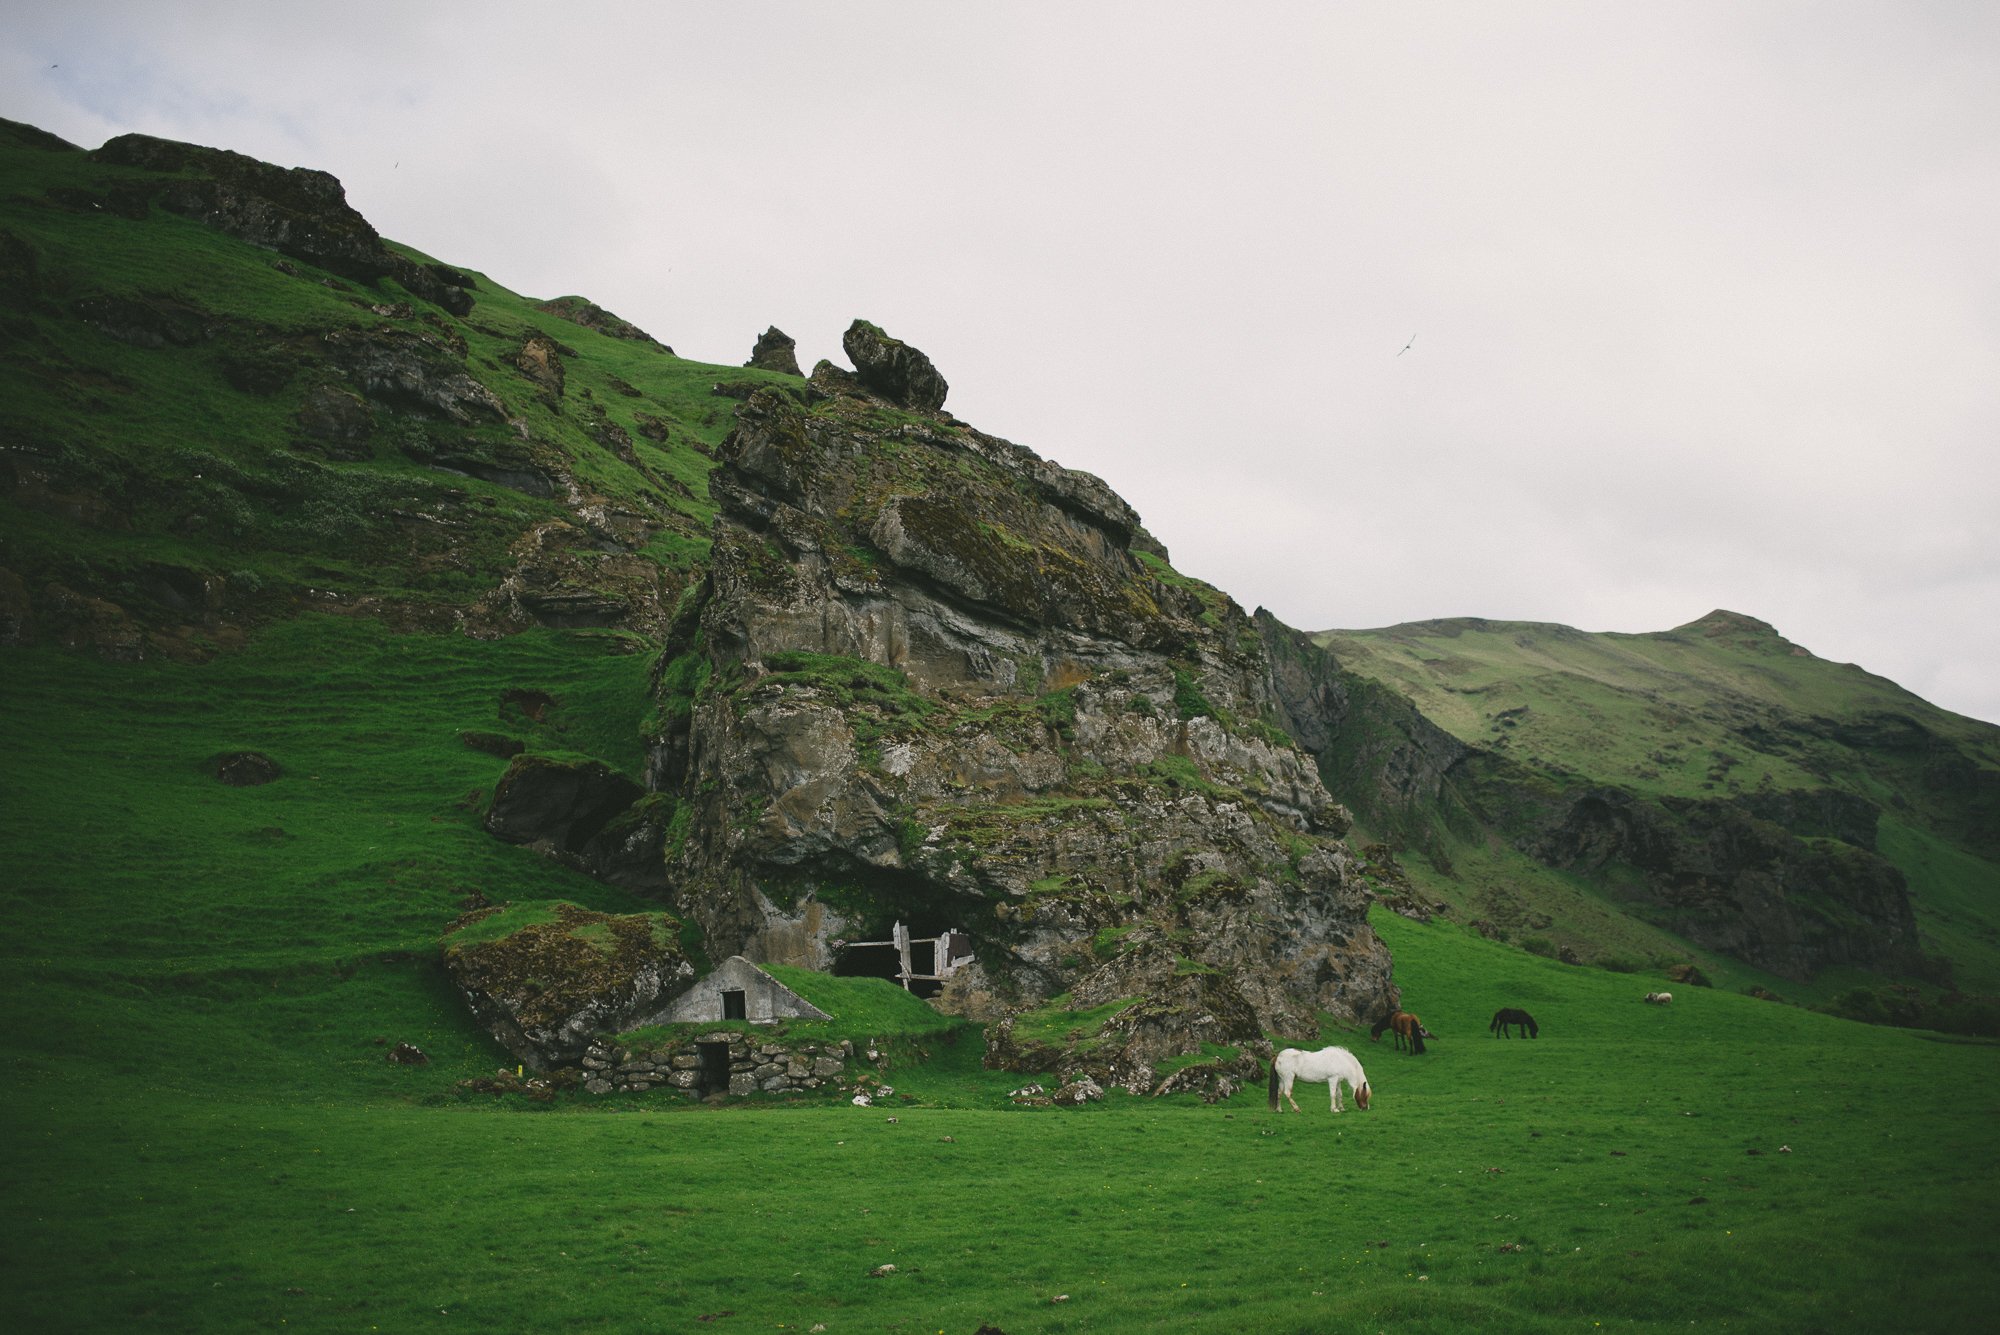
left=1369, top=1014, right=1392, bottom=1040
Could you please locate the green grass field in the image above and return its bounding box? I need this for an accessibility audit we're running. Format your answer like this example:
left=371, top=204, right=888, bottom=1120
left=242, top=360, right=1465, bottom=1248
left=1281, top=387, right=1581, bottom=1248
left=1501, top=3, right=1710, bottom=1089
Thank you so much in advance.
left=4, top=617, right=1998, bottom=1333
left=5, top=918, right=1996, bottom=1333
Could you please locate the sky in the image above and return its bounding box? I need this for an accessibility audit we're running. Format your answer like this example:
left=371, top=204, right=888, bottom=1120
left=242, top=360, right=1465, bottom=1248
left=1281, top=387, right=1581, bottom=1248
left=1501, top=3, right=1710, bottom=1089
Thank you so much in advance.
left=5, top=2, right=1997, bottom=724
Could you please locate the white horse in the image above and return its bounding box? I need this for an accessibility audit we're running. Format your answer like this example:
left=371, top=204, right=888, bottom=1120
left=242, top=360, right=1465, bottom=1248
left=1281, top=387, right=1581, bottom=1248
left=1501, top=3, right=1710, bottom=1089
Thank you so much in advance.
left=1268, top=1045, right=1371, bottom=1113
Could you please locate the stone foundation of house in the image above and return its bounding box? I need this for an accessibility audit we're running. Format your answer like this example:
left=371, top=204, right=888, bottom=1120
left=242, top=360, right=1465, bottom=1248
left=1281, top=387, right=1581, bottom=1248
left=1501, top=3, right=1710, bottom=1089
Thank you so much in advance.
left=578, top=1031, right=868, bottom=1098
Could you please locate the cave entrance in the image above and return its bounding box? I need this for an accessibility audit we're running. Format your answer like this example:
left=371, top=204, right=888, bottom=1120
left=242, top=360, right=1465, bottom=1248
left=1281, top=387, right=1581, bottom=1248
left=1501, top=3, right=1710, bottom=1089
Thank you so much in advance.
left=832, top=921, right=975, bottom=1001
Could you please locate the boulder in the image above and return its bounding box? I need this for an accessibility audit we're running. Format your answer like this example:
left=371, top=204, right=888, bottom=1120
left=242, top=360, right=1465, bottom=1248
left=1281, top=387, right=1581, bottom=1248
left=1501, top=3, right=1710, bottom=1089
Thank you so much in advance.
left=442, top=901, right=694, bottom=1070
left=484, top=755, right=669, bottom=895
left=746, top=326, right=802, bottom=376
left=841, top=319, right=947, bottom=411
left=94, top=132, right=394, bottom=283
left=485, top=755, right=644, bottom=854
left=214, top=751, right=282, bottom=786
left=41, top=583, right=143, bottom=660
left=513, top=333, right=566, bottom=399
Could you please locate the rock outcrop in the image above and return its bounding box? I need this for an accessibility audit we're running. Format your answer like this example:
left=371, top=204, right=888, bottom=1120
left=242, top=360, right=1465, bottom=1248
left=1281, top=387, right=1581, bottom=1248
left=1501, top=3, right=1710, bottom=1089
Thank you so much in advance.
left=648, top=325, right=1392, bottom=1061
left=1515, top=782, right=1929, bottom=980
left=513, top=332, right=567, bottom=401
left=535, top=295, right=671, bottom=351
left=841, top=319, right=948, bottom=411
left=89, top=133, right=474, bottom=314
left=985, top=933, right=1271, bottom=1099
left=442, top=901, right=693, bottom=1070
left=746, top=326, right=803, bottom=376
left=319, top=326, right=508, bottom=425
left=485, top=755, right=670, bottom=895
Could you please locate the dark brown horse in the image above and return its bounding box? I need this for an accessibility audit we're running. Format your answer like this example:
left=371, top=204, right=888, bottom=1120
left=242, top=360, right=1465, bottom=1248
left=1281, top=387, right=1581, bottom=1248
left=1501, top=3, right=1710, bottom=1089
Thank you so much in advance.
left=1489, top=1007, right=1539, bottom=1038
left=1370, top=1010, right=1432, bottom=1054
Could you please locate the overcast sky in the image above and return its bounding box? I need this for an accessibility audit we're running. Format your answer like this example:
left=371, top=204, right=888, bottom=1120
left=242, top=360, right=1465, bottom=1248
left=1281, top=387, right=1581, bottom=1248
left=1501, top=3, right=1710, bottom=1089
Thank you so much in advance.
left=6, top=2, right=1997, bottom=724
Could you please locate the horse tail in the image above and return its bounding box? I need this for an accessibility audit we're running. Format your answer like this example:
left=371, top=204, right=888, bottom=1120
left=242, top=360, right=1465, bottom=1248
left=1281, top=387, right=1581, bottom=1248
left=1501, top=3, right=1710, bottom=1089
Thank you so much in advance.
left=1526, top=1014, right=1539, bottom=1038
left=1490, top=1011, right=1502, bottom=1035
left=1267, top=1057, right=1281, bottom=1111
left=1411, top=1026, right=1426, bottom=1055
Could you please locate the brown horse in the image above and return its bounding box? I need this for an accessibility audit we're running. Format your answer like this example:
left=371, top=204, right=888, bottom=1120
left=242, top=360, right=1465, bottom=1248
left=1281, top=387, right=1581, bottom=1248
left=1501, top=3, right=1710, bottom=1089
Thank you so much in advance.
left=1370, top=1010, right=1432, bottom=1054
left=1490, top=1007, right=1539, bottom=1038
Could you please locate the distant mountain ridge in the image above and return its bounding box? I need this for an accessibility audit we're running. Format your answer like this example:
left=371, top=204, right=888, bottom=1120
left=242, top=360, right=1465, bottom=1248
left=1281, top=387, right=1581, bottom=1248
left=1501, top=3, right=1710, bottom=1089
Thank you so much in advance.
left=1300, top=611, right=2000, bottom=996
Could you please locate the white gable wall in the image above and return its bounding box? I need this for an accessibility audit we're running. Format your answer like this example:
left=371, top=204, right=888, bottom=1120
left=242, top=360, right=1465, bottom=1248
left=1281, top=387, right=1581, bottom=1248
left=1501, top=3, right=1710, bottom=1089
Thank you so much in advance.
left=649, top=955, right=831, bottom=1025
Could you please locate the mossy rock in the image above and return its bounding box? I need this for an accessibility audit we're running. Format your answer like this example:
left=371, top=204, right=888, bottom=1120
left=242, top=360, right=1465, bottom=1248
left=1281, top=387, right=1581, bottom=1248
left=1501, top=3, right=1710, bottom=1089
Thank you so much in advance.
left=441, top=901, right=693, bottom=1070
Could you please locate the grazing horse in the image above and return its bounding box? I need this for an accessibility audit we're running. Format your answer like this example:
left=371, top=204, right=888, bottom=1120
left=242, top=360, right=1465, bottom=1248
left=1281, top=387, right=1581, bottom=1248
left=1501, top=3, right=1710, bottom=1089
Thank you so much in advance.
left=1644, top=991, right=1673, bottom=1005
left=1370, top=1010, right=1432, bottom=1054
left=1268, top=1046, right=1371, bottom=1113
left=1489, top=1007, right=1539, bottom=1038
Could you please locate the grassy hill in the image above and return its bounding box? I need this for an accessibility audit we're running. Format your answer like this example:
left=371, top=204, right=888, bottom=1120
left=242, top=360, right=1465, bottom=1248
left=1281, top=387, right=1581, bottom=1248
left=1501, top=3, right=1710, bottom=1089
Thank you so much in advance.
left=1313, top=612, right=2000, bottom=1003
left=0, top=117, right=799, bottom=654
left=5, top=117, right=1998, bottom=1331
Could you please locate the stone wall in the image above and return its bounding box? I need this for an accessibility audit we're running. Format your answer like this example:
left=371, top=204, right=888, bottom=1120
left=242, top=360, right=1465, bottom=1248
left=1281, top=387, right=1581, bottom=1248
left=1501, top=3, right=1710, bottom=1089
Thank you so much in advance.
left=577, top=1030, right=863, bottom=1098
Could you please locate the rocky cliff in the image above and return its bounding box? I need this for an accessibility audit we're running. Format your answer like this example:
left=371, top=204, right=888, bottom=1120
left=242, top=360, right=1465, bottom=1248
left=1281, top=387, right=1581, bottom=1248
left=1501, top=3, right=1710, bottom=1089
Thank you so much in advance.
left=645, top=324, right=1393, bottom=1069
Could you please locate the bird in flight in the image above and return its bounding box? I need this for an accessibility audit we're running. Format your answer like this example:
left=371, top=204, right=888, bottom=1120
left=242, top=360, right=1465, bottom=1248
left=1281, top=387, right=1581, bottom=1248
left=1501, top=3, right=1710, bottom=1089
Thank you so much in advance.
left=1397, top=334, right=1417, bottom=356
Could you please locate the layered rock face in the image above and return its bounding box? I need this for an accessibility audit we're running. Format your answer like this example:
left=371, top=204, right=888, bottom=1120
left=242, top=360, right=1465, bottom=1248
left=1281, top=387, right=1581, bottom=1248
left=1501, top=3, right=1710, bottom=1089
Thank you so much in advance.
left=1514, top=783, right=1929, bottom=981
left=651, top=324, right=1392, bottom=1047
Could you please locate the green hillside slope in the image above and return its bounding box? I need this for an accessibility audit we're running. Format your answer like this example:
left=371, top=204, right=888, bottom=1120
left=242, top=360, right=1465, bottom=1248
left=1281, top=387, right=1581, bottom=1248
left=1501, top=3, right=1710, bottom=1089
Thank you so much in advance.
left=0, top=118, right=798, bottom=653
left=1313, top=612, right=2000, bottom=1000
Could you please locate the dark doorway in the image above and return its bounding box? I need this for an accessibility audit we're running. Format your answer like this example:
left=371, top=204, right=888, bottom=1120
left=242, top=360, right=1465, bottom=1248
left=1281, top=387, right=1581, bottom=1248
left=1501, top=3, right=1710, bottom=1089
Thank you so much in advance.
left=721, top=989, right=747, bottom=1021
left=696, top=1040, right=730, bottom=1095
left=831, top=940, right=944, bottom=999
left=833, top=943, right=903, bottom=982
